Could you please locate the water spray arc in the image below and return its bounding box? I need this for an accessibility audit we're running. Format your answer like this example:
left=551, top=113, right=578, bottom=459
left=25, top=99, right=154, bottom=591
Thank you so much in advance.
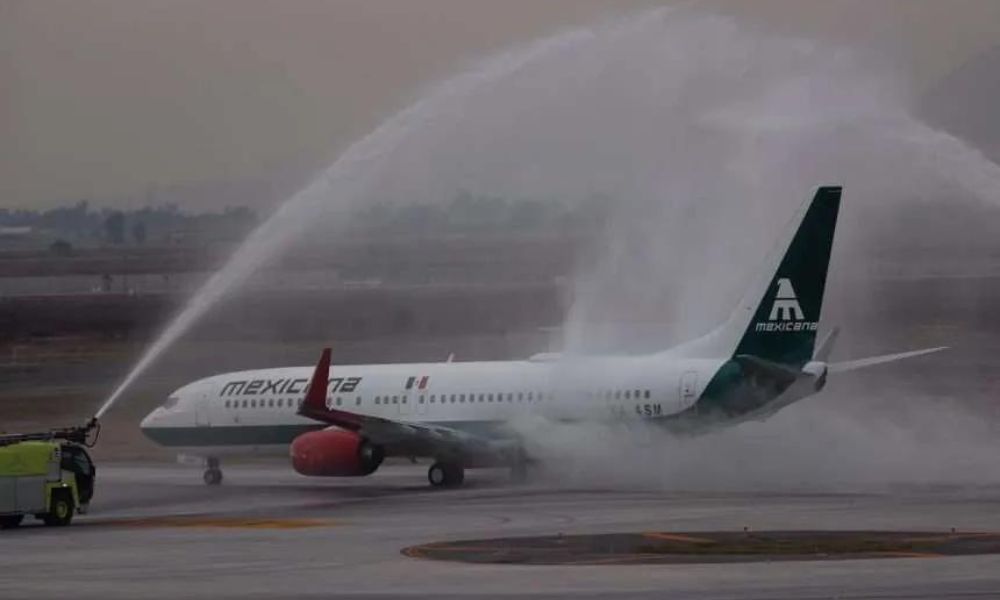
left=93, top=22, right=604, bottom=420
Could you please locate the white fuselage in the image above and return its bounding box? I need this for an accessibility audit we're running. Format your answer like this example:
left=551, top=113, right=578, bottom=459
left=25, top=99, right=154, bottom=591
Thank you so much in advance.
left=139, top=186, right=852, bottom=464
left=140, top=353, right=726, bottom=456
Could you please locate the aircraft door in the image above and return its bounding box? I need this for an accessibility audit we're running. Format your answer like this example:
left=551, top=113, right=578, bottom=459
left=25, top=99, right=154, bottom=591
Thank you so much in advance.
left=679, top=371, right=699, bottom=410
left=195, top=391, right=211, bottom=427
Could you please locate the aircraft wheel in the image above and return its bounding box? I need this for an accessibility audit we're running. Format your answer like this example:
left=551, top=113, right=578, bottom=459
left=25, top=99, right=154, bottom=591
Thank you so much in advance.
left=428, top=462, right=464, bottom=488
left=203, top=468, right=223, bottom=486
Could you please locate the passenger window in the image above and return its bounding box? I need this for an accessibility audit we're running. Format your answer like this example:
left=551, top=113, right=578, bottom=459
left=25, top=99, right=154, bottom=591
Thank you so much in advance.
left=635, top=390, right=641, bottom=399
left=356, top=396, right=362, bottom=405
left=625, top=391, right=631, bottom=400
left=614, top=391, right=621, bottom=400
left=527, top=392, right=534, bottom=402
left=392, top=396, right=399, bottom=404
left=375, top=397, right=381, bottom=405
left=336, top=397, right=342, bottom=406
left=419, top=395, right=425, bottom=404
left=430, top=395, right=436, bottom=403
left=645, top=390, right=651, bottom=399
left=518, top=393, right=523, bottom=402
left=401, top=396, right=407, bottom=404
left=224, top=400, right=230, bottom=409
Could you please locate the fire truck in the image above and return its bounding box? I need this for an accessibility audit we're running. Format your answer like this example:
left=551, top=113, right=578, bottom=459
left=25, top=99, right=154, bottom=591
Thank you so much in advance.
left=0, top=422, right=98, bottom=529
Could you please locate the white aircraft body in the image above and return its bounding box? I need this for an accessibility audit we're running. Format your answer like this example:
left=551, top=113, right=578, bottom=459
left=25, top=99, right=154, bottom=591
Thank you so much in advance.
left=141, top=187, right=944, bottom=486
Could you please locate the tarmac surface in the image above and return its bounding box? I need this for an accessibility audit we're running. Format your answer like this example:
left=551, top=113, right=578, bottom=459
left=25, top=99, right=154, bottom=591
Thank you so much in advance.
left=3, top=463, right=1000, bottom=599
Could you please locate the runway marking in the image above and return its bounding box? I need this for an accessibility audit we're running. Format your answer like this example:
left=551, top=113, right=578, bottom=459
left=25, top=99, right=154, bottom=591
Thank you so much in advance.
left=93, top=516, right=340, bottom=530
left=561, top=554, right=666, bottom=565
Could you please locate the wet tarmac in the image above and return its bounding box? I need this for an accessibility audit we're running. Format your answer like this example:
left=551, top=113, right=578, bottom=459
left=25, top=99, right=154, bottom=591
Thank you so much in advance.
left=3, top=462, right=1000, bottom=599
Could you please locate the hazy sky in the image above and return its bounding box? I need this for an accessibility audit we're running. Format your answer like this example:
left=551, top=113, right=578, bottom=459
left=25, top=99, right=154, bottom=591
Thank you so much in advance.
left=3, top=0, right=999, bottom=210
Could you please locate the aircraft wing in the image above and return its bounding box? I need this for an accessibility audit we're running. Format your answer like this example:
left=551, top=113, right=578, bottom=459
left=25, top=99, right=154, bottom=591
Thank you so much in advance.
left=297, top=349, right=506, bottom=461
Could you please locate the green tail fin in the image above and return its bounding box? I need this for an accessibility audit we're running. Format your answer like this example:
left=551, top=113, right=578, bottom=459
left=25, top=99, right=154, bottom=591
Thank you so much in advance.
left=734, top=186, right=841, bottom=367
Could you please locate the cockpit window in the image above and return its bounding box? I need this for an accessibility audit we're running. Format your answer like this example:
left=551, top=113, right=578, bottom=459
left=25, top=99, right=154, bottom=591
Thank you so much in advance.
left=162, top=396, right=180, bottom=409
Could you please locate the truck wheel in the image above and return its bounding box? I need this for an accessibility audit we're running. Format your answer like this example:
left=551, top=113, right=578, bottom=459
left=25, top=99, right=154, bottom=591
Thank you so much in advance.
left=42, top=491, right=74, bottom=527
left=0, top=515, right=24, bottom=529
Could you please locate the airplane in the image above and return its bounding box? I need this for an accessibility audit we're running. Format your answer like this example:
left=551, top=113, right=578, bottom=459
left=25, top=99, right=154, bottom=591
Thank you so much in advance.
left=140, top=186, right=945, bottom=487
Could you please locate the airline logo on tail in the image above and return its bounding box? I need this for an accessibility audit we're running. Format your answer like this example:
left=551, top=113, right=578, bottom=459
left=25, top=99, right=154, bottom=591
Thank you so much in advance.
left=756, top=278, right=818, bottom=332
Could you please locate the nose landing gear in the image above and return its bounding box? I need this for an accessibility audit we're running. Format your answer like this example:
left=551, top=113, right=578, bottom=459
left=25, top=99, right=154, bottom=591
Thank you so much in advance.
left=203, top=456, right=223, bottom=485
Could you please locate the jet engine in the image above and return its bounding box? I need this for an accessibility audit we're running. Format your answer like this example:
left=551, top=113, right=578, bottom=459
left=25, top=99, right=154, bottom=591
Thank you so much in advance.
left=290, top=428, right=384, bottom=477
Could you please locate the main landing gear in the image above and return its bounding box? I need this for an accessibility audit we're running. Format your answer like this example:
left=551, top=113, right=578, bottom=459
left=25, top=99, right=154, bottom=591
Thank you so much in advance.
left=203, top=456, right=223, bottom=486
left=510, top=460, right=530, bottom=485
left=428, top=461, right=464, bottom=488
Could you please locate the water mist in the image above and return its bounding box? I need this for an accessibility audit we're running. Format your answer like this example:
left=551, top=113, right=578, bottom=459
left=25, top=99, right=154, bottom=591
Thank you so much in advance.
left=97, top=8, right=1000, bottom=492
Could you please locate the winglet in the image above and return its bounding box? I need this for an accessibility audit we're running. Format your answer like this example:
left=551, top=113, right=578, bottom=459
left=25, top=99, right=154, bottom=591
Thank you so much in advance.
left=301, top=347, right=331, bottom=415
left=297, top=348, right=362, bottom=430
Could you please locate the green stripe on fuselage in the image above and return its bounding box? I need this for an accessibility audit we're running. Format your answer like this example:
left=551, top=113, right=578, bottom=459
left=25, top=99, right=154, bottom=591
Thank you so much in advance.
left=142, top=420, right=512, bottom=448
left=142, top=424, right=322, bottom=447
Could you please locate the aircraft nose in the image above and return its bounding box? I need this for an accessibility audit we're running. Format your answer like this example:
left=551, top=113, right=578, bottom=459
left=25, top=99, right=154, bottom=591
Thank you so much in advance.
left=140, top=408, right=162, bottom=431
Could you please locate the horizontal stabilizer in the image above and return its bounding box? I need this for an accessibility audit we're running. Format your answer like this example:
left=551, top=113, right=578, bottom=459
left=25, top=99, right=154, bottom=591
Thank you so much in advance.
left=827, top=346, right=947, bottom=373
left=733, top=354, right=800, bottom=386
